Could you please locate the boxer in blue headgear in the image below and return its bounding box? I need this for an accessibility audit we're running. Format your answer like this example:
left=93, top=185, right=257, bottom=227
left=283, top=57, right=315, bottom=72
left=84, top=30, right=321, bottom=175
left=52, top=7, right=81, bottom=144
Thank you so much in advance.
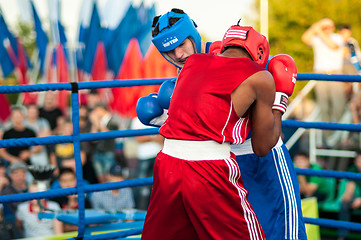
left=151, top=8, right=212, bottom=68
left=136, top=9, right=213, bottom=126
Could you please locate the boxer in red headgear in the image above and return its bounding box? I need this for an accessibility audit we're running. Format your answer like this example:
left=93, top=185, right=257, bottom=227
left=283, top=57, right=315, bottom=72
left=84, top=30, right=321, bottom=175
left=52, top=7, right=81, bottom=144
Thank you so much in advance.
left=141, top=23, right=298, bottom=240
left=219, top=25, right=306, bottom=240
left=220, top=25, right=270, bottom=67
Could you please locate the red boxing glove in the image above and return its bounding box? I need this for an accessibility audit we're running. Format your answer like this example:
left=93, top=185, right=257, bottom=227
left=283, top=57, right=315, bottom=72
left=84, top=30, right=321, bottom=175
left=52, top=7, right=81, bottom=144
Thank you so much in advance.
left=209, top=41, right=222, bottom=55
left=268, top=54, right=297, bottom=114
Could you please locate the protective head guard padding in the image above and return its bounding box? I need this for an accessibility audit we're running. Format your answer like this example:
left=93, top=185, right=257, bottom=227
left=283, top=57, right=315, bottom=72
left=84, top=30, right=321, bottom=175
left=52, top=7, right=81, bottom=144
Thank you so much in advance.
left=152, top=11, right=201, bottom=54
left=221, top=25, right=269, bottom=67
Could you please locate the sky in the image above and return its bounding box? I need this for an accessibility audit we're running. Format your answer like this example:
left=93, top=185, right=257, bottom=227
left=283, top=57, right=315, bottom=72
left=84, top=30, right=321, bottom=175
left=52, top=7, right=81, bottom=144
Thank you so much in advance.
left=0, top=0, right=256, bottom=47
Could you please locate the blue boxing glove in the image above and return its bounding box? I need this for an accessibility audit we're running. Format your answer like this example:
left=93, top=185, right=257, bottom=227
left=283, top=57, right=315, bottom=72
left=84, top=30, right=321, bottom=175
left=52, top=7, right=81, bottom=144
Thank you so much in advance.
left=136, top=93, right=168, bottom=127
left=158, top=79, right=175, bottom=109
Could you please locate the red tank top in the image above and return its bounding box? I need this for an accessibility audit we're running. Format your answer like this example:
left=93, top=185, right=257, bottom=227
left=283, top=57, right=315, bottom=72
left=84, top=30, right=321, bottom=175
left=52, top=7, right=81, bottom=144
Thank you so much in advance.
left=160, top=53, right=265, bottom=144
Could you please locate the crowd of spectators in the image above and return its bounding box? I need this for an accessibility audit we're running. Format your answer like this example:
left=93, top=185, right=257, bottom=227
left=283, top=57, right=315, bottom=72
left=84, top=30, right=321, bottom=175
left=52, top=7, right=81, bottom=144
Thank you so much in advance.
left=297, top=19, right=361, bottom=239
left=0, top=89, right=157, bottom=238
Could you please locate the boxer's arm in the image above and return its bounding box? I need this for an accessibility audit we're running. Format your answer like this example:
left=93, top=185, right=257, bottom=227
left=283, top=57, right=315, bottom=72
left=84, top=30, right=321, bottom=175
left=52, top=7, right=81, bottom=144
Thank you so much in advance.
left=232, top=71, right=281, bottom=156
left=252, top=54, right=297, bottom=156
left=249, top=71, right=282, bottom=156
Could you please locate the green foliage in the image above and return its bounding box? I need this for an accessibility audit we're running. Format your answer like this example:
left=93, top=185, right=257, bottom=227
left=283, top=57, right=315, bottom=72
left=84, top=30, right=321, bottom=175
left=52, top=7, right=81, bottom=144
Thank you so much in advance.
left=2, top=77, right=19, bottom=104
left=15, top=21, right=36, bottom=58
left=260, top=0, right=361, bottom=98
left=0, top=21, right=35, bottom=104
left=268, top=0, right=361, bottom=73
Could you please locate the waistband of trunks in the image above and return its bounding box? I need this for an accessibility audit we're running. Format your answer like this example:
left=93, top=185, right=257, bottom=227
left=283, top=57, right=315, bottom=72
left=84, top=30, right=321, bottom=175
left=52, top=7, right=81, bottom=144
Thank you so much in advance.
left=231, top=137, right=283, bottom=156
left=162, top=139, right=231, bottom=160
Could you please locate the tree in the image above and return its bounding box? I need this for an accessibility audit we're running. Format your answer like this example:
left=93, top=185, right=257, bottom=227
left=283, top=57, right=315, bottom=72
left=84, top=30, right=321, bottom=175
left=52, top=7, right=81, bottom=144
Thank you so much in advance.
left=268, top=0, right=361, bottom=73
left=249, top=0, right=361, bottom=101
left=16, top=21, right=36, bottom=57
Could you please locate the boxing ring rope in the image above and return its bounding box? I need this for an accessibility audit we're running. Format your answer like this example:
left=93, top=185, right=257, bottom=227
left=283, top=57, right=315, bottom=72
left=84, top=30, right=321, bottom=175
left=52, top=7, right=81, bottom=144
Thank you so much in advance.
left=0, top=73, right=361, bottom=239
left=298, top=73, right=361, bottom=82
left=0, top=177, right=153, bottom=203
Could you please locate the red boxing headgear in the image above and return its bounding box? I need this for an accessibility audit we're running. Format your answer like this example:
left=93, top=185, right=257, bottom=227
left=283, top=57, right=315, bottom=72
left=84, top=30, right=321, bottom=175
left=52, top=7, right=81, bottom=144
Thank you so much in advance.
left=221, top=25, right=269, bottom=67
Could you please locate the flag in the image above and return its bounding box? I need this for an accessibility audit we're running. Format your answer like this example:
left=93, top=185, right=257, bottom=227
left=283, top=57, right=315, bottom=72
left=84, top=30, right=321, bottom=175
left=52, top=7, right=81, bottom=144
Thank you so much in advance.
left=82, top=2, right=103, bottom=74
left=140, top=43, right=177, bottom=98
left=16, top=40, right=29, bottom=85
left=76, top=23, right=87, bottom=82
left=91, top=40, right=113, bottom=104
left=57, top=20, right=69, bottom=61
left=76, top=0, right=94, bottom=78
left=0, top=10, right=18, bottom=56
left=48, top=0, right=69, bottom=66
left=47, top=31, right=70, bottom=112
left=0, top=10, right=35, bottom=104
left=17, top=39, right=37, bottom=104
left=46, top=44, right=70, bottom=114
left=56, top=43, right=70, bottom=113
left=0, top=12, right=15, bottom=112
left=30, top=0, right=48, bottom=75
left=135, top=3, right=155, bottom=56
left=106, top=4, right=176, bottom=116
left=105, top=5, right=141, bottom=76
left=111, top=39, right=143, bottom=117
left=47, top=48, right=57, bottom=83
left=0, top=41, right=15, bottom=77
left=0, top=12, right=16, bottom=77
left=91, top=41, right=108, bottom=81
left=102, top=0, right=131, bottom=29
left=45, top=0, right=70, bottom=112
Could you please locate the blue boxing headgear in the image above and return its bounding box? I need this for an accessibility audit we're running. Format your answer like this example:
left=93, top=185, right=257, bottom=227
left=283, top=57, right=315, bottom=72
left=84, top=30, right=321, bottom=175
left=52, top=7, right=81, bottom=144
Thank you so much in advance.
left=152, top=10, right=202, bottom=67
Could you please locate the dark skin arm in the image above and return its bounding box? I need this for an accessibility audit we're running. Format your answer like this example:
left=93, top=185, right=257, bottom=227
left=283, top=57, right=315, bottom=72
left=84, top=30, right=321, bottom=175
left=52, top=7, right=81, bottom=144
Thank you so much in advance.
left=135, top=134, right=164, bottom=144
left=231, top=70, right=282, bottom=156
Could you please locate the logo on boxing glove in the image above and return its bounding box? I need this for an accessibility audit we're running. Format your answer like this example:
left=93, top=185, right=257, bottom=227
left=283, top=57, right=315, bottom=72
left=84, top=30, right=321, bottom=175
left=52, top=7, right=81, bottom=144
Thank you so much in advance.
left=280, top=95, right=288, bottom=108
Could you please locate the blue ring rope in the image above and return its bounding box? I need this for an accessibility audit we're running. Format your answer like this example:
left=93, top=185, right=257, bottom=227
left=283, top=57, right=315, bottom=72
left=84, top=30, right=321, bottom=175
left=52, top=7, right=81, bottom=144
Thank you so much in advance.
left=0, top=177, right=153, bottom=203
left=282, top=120, right=361, bottom=131
left=304, top=217, right=361, bottom=232
left=0, top=78, right=170, bottom=94
left=297, top=73, right=361, bottom=82
left=0, top=128, right=160, bottom=148
left=2, top=118, right=361, bottom=149
left=295, top=168, right=361, bottom=180
left=1, top=73, right=361, bottom=94
left=2, top=118, right=361, bottom=150
left=1, top=73, right=361, bottom=238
